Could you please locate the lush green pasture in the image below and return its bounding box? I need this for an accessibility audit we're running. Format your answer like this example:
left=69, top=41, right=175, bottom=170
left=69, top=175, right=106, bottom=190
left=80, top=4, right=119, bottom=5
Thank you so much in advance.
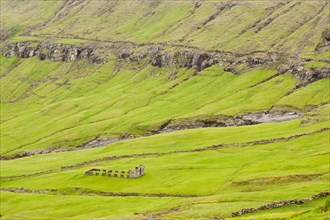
left=2, top=131, right=329, bottom=194
left=1, top=1, right=330, bottom=218
left=0, top=191, right=184, bottom=220
left=233, top=197, right=329, bottom=220
left=1, top=55, right=329, bottom=156
left=1, top=112, right=329, bottom=177
left=2, top=191, right=328, bottom=220
left=1, top=128, right=329, bottom=219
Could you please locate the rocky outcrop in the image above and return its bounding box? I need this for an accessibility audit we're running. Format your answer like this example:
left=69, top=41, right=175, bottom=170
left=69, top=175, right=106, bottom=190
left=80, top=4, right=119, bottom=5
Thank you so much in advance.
left=149, top=50, right=279, bottom=71
left=2, top=42, right=109, bottom=64
left=156, top=111, right=302, bottom=133
left=277, top=60, right=330, bottom=84
left=316, top=29, right=330, bottom=52
left=1, top=41, right=279, bottom=72
left=294, top=66, right=330, bottom=83
left=156, top=116, right=256, bottom=133
left=2, top=40, right=328, bottom=82
left=151, top=51, right=218, bottom=71
left=242, top=111, right=302, bottom=123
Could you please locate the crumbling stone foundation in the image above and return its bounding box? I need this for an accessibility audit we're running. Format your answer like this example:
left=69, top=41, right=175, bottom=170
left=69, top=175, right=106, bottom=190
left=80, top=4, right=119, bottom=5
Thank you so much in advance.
left=85, top=165, right=145, bottom=179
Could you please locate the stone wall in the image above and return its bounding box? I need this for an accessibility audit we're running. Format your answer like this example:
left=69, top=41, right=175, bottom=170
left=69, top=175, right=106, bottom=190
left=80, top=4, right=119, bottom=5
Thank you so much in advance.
left=214, top=191, right=330, bottom=219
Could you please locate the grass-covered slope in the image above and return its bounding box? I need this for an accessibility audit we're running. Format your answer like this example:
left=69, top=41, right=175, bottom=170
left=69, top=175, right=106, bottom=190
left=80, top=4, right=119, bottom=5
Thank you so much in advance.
left=1, top=0, right=329, bottom=57
left=0, top=53, right=329, bottom=219
left=0, top=0, right=329, bottom=219
left=1, top=116, right=329, bottom=219
left=1, top=55, right=329, bottom=156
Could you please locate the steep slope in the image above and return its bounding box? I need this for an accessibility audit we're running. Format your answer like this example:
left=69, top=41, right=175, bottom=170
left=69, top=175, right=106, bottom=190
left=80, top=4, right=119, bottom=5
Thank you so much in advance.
left=1, top=0, right=329, bottom=56
left=0, top=0, right=329, bottom=219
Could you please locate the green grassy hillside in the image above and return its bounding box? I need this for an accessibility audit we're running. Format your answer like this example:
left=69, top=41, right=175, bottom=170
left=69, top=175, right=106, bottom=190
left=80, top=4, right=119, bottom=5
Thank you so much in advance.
left=1, top=0, right=329, bottom=56
left=0, top=0, right=329, bottom=219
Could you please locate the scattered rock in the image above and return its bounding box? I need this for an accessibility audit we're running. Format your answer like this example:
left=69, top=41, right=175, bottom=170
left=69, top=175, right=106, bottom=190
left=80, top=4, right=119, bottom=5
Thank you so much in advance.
left=316, top=29, right=330, bottom=52
left=194, top=2, right=202, bottom=9
left=242, top=111, right=303, bottom=123
left=277, top=58, right=330, bottom=84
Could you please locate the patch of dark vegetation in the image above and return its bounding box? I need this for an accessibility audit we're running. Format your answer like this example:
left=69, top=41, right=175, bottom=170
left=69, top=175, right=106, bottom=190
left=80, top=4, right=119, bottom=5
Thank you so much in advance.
left=265, top=2, right=287, bottom=14
left=0, top=59, right=23, bottom=78
left=194, top=2, right=202, bottom=10
left=96, top=0, right=118, bottom=17
left=197, top=2, right=237, bottom=30
left=238, top=1, right=289, bottom=36
left=24, top=0, right=86, bottom=35
left=255, top=1, right=302, bottom=33
left=272, top=2, right=329, bottom=51
left=149, top=0, right=162, bottom=9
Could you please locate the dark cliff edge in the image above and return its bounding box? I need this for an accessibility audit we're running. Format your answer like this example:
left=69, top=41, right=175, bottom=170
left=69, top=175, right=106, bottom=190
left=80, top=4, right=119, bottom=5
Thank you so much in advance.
left=2, top=41, right=329, bottom=85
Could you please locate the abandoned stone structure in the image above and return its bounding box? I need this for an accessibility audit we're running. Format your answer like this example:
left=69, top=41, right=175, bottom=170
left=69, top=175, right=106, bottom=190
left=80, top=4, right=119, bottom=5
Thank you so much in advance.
left=85, top=165, right=145, bottom=178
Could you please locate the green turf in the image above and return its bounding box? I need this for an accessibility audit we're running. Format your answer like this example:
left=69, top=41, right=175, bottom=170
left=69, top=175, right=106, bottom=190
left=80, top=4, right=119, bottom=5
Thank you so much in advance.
left=1, top=0, right=329, bottom=219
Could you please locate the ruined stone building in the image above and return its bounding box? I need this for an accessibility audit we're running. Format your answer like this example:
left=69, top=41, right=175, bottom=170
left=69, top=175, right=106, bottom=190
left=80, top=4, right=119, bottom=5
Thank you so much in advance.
left=85, top=165, right=145, bottom=179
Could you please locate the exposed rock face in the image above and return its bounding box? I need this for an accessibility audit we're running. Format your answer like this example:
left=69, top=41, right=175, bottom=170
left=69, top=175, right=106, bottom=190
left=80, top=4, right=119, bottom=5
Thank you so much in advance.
left=316, top=29, right=330, bottom=52
left=157, top=111, right=302, bottom=133
left=1, top=41, right=279, bottom=71
left=277, top=61, right=330, bottom=84
left=294, top=66, right=330, bottom=83
left=242, top=111, right=302, bottom=123
left=156, top=116, right=254, bottom=133
left=2, top=41, right=328, bottom=82
left=2, top=42, right=109, bottom=64
left=149, top=50, right=277, bottom=71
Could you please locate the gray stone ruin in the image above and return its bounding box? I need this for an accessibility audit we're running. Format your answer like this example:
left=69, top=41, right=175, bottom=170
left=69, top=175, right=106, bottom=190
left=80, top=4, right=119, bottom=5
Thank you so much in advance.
left=85, top=165, right=145, bottom=179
